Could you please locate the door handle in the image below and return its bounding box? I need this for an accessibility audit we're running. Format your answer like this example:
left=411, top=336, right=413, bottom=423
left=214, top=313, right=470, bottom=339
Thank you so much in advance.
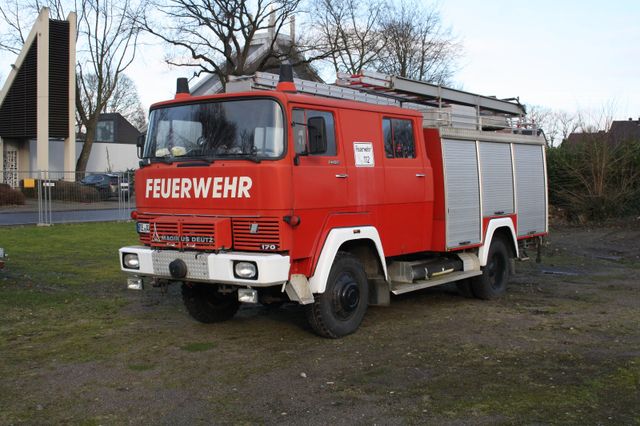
left=416, top=173, right=426, bottom=177
left=335, top=174, right=348, bottom=179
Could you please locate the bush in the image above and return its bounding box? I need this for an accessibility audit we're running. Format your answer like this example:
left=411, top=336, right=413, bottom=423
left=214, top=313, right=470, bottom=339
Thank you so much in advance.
left=20, top=180, right=102, bottom=202
left=0, top=184, right=26, bottom=206
left=49, top=180, right=103, bottom=202
left=548, top=136, right=640, bottom=221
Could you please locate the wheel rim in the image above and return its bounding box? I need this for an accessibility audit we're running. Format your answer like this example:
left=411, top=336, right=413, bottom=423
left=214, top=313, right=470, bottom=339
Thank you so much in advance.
left=487, top=252, right=505, bottom=290
left=332, top=271, right=360, bottom=320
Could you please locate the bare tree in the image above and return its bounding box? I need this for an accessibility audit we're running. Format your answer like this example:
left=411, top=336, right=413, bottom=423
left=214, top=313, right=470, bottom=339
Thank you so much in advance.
left=555, top=110, right=579, bottom=144
left=79, top=73, right=147, bottom=132
left=105, top=74, right=146, bottom=131
left=527, top=105, right=579, bottom=147
left=139, top=0, right=320, bottom=91
left=376, top=0, right=460, bottom=84
left=312, top=0, right=386, bottom=75
left=0, top=0, right=142, bottom=174
left=527, top=105, right=557, bottom=146
left=75, top=0, right=141, bottom=174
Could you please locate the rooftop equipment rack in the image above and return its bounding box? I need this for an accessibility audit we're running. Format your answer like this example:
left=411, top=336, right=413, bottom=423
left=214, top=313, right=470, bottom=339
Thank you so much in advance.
left=226, top=71, right=535, bottom=133
left=335, top=70, right=526, bottom=116
left=226, top=72, right=401, bottom=107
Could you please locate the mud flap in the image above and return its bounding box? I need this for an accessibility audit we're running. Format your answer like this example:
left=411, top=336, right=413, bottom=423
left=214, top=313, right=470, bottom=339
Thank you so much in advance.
left=284, top=274, right=315, bottom=305
left=368, top=278, right=390, bottom=306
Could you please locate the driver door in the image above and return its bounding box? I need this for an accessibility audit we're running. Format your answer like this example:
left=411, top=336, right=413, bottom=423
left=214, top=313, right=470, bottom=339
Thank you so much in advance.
left=291, top=106, right=348, bottom=251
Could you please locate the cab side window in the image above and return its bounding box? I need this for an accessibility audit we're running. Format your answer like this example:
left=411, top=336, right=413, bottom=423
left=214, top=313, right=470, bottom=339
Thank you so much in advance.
left=383, top=118, right=415, bottom=159
left=293, top=109, right=337, bottom=156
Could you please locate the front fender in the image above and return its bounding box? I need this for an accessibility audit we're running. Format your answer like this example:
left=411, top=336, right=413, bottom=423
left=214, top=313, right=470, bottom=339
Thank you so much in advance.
left=308, top=227, right=387, bottom=294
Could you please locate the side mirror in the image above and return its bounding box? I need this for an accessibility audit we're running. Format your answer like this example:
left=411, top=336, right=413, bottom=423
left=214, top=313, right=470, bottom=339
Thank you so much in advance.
left=307, top=116, right=327, bottom=155
left=136, top=133, right=146, bottom=159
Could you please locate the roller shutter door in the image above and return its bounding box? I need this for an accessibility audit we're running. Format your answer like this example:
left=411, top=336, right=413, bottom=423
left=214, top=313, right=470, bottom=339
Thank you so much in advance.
left=514, top=144, right=546, bottom=236
left=442, top=139, right=481, bottom=248
left=479, top=142, right=514, bottom=216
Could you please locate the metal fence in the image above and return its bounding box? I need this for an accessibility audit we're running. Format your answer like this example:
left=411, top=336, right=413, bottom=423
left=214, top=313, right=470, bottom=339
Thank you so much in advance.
left=0, top=170, right=135, bottom=226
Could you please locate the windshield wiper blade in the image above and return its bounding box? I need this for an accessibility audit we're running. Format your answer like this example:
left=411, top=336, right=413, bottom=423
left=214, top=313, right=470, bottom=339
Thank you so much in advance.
left=177, top=157, right=215, bottom=167
left=216, top=153, right=262, bottom=163
left=149, top=157, right=174, bottom=164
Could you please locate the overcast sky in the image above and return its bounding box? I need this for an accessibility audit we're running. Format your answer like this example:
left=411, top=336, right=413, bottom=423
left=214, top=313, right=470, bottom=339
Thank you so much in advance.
left=439, top=0, right=640, bottom=120
left=2, top=1, right=638, bottom=123
left=130, top=0, right=640, bottom=122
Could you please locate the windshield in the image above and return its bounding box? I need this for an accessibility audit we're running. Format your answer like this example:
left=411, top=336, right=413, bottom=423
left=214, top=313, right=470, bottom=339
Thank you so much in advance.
left=144, top=98, right=285, bottom=160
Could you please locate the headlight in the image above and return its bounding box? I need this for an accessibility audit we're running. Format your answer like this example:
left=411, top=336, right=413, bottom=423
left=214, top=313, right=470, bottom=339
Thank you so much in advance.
left=234, top=261, right=257, bottom=279
left=123, top=253, right=140, bottom=269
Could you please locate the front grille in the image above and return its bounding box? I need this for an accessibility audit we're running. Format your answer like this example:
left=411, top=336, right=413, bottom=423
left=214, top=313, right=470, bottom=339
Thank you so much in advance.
left=138, top=215, right=231, bottom=250
left=136, top=215, right=281, bottom=252
left=232, top=218, right=281, bottom=251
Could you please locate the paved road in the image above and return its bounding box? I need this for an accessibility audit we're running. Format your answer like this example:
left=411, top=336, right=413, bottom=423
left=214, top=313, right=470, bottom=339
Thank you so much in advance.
left=0, top=208, right=132, bottom=226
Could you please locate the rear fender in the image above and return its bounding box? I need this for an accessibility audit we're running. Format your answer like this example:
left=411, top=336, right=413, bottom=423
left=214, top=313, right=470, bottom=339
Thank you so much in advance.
left=478, top=218, right=518, bottom=266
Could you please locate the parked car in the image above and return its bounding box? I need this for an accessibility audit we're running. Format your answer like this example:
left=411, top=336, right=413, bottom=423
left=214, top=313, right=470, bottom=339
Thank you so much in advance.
left=80, top=173, right=120, bottom=200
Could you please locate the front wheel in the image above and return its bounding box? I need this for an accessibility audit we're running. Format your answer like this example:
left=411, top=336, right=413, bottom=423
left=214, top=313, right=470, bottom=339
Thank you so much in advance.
left=181, top=283, right=240, bottom=323
left=306, top=252, right=369, bottom=338
left=471, top=237, right=511, bottom=300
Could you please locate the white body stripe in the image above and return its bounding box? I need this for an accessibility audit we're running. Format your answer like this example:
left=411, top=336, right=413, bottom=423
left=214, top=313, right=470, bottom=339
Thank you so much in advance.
left=308, top=227, right=387, bottom=294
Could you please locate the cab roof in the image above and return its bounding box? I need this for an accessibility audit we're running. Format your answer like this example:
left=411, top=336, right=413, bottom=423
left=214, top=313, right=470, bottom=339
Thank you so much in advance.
left=150, top=90, right=423, bottom=118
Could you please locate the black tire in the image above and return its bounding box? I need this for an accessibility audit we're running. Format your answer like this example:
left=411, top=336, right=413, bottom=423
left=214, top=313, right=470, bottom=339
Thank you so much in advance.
left=306, top=252, right=369, bottom=338
left=456, top=279, right=475, bottom=298
left=471, top=237, right=511, bottom=300
left=181, top=283, right=240, bottom=323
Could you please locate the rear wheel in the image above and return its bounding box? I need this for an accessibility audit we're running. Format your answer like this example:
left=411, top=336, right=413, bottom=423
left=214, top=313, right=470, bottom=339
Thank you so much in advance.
left=181, top=283, right=240, bottom=323
left=471, top=237, right=511, bottom=300
left=306, top=252, right=369, bottom=338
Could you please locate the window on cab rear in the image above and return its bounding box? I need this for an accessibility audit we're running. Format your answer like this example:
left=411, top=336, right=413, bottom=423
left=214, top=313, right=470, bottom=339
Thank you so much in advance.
left=144, top=98, right=285, bottom=160
left=383, top=118, right=416, bottom=159
left=293, top=109, right=337, bottom=156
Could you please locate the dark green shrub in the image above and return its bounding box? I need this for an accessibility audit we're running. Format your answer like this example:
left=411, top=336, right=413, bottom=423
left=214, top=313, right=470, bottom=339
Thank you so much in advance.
left=0, top=183, right=26, bottom=206
left=548, top=136, right=640, bottom=221
left=21, top=180, right=102, bottom=202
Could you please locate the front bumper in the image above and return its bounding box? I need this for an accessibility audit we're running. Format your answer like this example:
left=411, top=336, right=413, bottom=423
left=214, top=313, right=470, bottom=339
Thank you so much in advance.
left=119, top=246, right=290, bottom=287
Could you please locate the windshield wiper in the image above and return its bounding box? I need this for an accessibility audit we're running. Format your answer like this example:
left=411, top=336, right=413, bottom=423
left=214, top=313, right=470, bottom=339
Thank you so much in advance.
left=215, top=153, right=262, bottom=163
left=177, top=157, right=215, bottom=167
left=149, top=157, right=174, bottom=164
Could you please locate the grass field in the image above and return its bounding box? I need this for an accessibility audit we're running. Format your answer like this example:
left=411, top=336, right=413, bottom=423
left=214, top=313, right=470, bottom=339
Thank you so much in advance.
left=0, top=222, right=639, bottom=424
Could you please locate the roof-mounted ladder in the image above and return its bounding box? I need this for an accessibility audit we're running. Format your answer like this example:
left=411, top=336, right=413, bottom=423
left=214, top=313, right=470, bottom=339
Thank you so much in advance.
left=227, top=70, right=525, bottom=116
left=225, top=71, right=535, bottom=133
left=335, top=70, right=525, bottom=116
left=226, top=72, right=401, bottom=107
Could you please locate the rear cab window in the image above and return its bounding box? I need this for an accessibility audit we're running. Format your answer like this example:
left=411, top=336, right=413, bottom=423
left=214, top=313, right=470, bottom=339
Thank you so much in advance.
left=383, top=117, right=416, bottom=159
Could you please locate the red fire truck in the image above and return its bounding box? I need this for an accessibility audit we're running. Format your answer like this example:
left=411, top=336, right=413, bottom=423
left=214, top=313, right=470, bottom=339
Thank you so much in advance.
left=119, top=66, right=547, bottom=338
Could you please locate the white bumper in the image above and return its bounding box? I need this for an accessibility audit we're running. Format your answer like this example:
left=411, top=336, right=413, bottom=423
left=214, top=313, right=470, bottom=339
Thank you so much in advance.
left=119, top=246, right=290, bottom=287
